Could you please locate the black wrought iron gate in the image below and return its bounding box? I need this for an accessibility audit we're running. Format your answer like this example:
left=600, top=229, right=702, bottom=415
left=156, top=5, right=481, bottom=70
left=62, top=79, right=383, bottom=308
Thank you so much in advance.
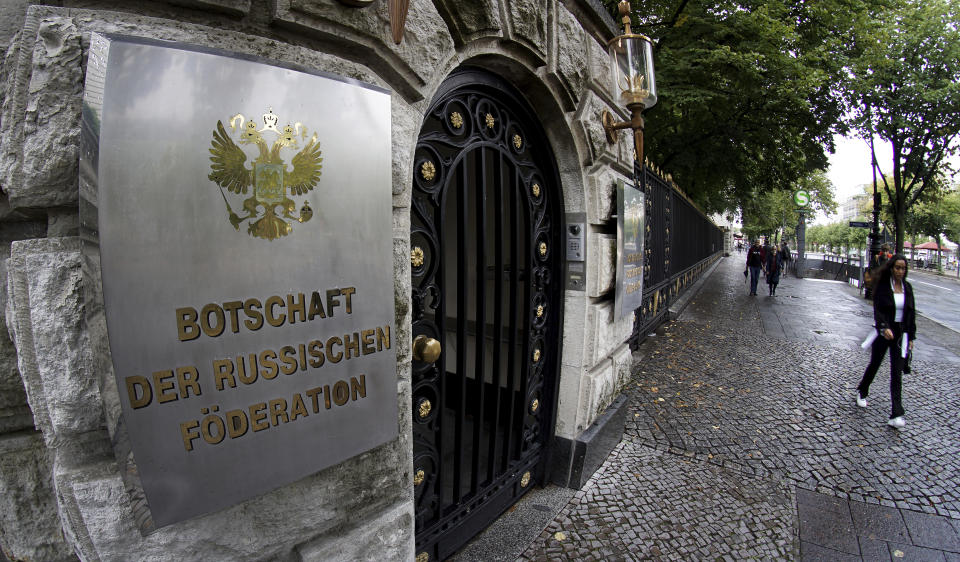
left=409, top=69, right=562, bottom=561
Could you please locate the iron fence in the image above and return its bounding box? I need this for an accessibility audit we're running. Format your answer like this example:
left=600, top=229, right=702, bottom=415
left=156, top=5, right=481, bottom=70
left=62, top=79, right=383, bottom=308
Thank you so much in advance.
left=630, top=162, right=723, bottom=347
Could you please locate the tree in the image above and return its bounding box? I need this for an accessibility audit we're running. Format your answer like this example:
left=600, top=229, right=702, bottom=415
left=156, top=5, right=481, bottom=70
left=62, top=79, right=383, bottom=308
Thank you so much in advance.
left=843, top=0, right=960, bottom=253
left=942, top=188, right=960, bottom=248
left=907, top=180, right=960, bottom=269
left=740, top=170, right=836, bottom=243
left=604, top=0, right=878, bottom=215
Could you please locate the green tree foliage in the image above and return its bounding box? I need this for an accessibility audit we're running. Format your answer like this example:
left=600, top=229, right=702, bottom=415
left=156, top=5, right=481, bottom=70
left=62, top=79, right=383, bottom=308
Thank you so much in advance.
left=806, top=221, right=869, bottom=254
left=843, top=0, right=960, bottom=253
left=740, top=170, right=836, bottom=242
left=905, top=180, right=960, bottom=268
left=605, top=0, right=878, bottom=214
left=942, top=188, right=960, bottom=247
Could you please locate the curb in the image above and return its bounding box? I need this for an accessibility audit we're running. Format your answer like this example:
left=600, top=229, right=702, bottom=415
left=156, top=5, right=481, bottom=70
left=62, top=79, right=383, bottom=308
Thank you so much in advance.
left=668, top=256, right=724, bottom=320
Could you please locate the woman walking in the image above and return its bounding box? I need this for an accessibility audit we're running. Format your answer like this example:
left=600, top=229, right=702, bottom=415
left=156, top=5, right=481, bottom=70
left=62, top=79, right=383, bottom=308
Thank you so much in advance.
left=765, top=243, right=782, bottom=296
left=856, top=255, right=915, bottom=428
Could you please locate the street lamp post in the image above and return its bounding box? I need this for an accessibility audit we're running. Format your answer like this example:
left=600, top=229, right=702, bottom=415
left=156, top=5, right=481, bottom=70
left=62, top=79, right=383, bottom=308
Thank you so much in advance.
left=601, top=0, right=657, bottom=166
left=866, top=135, right=881, bottom=299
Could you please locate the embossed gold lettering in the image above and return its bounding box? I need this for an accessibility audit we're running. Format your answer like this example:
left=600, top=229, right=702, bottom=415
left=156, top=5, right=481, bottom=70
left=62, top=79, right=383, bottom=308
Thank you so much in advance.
left=214, top=359, right=235, bottom=390
left=343, top=332, right=360, bottom=360
left=361, top=329, right=375, bottom=355
left=176, top=307, right=200, bottom=341
left=126, top=375, right=152, bottom=409
left=153, top=370, right=177, bottom=404
left=260, top=349, right=278, bottom=379
left=200, top=304, right=226, bottom=338
left=243, top=298, right=264, bottom=331
left=327, top=336, right=343, bottom=363
left=265, top=296, right=285, bottom=327
left=287, top=293, right=307, bottom=324
left=249, top=402, right=269, bottom=431
left=176, top=366, right=202, bottom=399
left=279, top=346, right=298, bottom=375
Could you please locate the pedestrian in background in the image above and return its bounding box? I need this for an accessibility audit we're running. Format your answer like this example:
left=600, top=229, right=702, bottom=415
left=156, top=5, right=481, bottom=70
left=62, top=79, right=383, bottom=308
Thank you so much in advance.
left=779, top=241, right=792, bottom=277
left=765, top=244, right=783, bottom=296
left=856, top=254, right=915, bottom=429
left=745, top=240, right=764, bottom=296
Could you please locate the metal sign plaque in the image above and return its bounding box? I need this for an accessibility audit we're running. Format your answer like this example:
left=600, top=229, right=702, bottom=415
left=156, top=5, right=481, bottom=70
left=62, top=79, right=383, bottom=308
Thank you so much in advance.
left=81, top=34, right=396, bottom=528
left=616, top=179, right=646, bottom=319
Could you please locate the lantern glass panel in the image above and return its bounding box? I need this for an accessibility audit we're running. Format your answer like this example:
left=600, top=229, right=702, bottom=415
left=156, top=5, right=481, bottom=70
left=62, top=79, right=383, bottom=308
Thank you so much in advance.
left=609, top=35, right=657, bottom=109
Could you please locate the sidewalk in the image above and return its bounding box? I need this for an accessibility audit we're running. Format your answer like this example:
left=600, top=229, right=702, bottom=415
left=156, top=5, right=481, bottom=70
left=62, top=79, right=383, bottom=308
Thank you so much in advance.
left=511, top=255, right=960, bottom=561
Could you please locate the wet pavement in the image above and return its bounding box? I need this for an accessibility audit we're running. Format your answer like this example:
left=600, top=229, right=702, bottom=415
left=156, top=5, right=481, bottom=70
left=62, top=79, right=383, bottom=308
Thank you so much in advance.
left=515, top=255, right=960, bottom=561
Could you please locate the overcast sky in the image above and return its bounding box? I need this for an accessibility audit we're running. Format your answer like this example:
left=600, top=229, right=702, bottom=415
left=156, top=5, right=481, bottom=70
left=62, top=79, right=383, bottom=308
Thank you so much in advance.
left=820, top=135, right=960, bottom=224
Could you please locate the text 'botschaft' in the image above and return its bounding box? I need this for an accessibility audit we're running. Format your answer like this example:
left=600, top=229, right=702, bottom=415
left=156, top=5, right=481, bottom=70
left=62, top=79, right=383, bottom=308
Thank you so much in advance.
left=176, top=287, right=357, bottom=341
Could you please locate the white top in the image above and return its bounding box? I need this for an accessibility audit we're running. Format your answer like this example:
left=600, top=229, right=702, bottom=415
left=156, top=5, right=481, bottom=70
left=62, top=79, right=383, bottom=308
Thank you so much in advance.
left=892, top=281, right=905, bottom=322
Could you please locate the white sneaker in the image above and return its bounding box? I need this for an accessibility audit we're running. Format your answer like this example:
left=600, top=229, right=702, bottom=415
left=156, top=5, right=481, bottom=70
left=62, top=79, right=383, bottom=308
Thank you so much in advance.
left=887, top=416, right=905, bottom=428
left=856, top=393, right=867, bottom=408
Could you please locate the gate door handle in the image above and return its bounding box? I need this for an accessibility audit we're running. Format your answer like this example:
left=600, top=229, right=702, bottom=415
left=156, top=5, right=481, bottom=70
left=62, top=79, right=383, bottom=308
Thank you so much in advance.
left=413, top=335, right=442, bottom=363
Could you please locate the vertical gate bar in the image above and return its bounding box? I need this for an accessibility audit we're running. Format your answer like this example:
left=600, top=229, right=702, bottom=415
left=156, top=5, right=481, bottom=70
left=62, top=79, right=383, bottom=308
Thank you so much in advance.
left=453, top=157, right=468, bottom=504
left=487, top=150, right=504, bottom=483
left=518, top=168, right=533, bottom=460
left=436, top=166, right=448, bottom=513
left=502, top=166, right=521, bottom=469
left=471, top=146, right=487, bottom=493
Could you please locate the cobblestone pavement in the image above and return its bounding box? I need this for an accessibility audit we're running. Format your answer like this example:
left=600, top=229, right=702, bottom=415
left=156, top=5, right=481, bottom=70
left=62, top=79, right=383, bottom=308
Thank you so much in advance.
left=521, top=256, right=960, bottom=561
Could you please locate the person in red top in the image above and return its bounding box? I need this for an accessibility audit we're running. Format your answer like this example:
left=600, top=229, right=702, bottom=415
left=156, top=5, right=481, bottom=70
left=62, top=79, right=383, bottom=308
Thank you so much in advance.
left=745, top=240, right=765, bottom=295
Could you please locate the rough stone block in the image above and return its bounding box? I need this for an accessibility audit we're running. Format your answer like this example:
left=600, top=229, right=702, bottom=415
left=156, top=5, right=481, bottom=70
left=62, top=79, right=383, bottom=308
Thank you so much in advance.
left=586, top=231, right=615, bottom=298
left=432, top=0, right=502, bottom=45
left=277, top=0, right=454, bottom=99
left=6, top=237, right=103, bottom=444
left=0, top=1, right=30, bottom=49
left=611, top=342, right=632, bottom=394
left=583, top=299, right=618, bottom=368
left=577, top=357, right=614, bottom=430
left=554, top=362, right=583, bottom=439
left=0, top=221, right=47, bottom=433
left=55, top=439, right=410, bottom=561
left=553, top=5, right=587, bottom=106
left=587, top=33, right=613, bottom=99
left=47, top=208, right=78, bottom=237
left=508, top=0, right=548, bottom=62
left=585, top=168, right=618, bottom=225
left=165, top=0, right=251, bottom=16
left=15, top=17, right=84, bottom=208
left=392, top=96, right=421, bottom=203
left=560, top=291, right=586, bottom=369
left=0, top=432, right=74, bottom=562
left=574, top=91, right=620, bottom=167
left=297, top=500, right=414, bottom=561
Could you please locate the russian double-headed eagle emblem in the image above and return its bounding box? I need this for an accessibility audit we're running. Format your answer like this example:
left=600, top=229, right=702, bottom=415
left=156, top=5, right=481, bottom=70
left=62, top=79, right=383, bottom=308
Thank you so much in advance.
left=208, top=109, right=322, bottom=240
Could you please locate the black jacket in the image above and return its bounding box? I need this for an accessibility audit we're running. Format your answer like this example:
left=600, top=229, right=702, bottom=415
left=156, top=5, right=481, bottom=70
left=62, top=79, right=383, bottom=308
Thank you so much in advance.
left=872, top=278, right=917, bottom=340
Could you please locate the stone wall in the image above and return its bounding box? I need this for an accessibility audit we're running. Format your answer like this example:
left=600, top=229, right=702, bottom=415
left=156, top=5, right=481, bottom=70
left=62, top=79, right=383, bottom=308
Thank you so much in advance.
left=0, top=1, right=637, bottom=559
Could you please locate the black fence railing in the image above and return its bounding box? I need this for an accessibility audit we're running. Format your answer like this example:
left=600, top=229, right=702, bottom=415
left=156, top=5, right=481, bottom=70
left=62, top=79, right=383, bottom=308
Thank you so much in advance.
left=629, top=162, right=724, bottom=347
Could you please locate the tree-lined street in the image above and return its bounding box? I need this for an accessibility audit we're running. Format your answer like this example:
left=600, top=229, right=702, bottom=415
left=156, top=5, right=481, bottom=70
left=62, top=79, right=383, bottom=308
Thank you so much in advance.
left=456, top=256, right=960, bottom=560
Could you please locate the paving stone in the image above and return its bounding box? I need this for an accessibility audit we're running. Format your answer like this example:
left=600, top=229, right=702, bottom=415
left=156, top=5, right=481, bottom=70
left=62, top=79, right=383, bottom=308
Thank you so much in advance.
left=851, top=502, right=911, bottom=543
left=798, top=499, right=859, bottom=555
left=516, top=256, right=960, bottom=561
left=902, top=509, right=960, bottom=552
left=886, top=541, right=950, bottom=561
left=800, top=541, right=862, bottom=561
left=860, top=536, right=893, bottom=562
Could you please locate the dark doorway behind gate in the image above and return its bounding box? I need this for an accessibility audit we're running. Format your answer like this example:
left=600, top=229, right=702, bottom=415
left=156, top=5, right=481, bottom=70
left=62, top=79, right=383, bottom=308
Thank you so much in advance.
left=409, top=68, right=563, bottom=561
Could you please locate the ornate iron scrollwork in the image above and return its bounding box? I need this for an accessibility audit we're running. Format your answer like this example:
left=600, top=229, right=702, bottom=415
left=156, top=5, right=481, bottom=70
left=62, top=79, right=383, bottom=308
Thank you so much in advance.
left=410, top=70, right=560, bottom=560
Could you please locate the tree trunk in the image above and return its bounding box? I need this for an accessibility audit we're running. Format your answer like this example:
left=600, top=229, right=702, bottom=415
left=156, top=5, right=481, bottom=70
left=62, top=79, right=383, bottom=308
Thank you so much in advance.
left=892, top=140, right=905, bottom=254
left=936, top=235, right=943, bottom=269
